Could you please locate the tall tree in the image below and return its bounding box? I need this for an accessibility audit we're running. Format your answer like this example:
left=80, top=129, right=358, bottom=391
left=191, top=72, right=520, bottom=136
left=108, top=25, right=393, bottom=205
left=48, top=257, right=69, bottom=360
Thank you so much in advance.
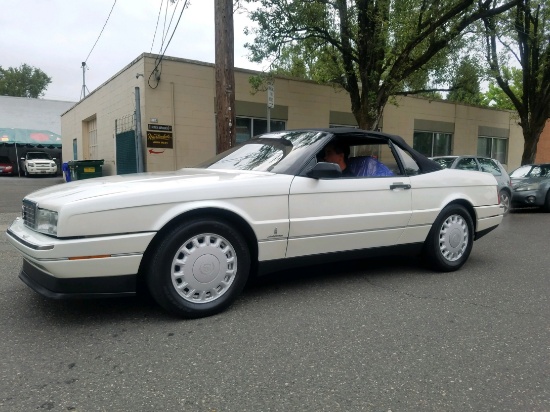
left=484, top=66, right=522, bottom=109
left=482, top=0, right=550, bottom=164
left=447, top=57, right=487, bottom=105
left=0, top=64, right=51, bottom=98
left=244, top=0, right=519, bottom=130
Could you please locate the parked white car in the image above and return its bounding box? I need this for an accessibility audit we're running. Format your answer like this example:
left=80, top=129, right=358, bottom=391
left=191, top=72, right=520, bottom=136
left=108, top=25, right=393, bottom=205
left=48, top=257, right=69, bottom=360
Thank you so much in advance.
left=6, top=129, right=504, bottom=318
left=21, top=151, right=58, bottom=177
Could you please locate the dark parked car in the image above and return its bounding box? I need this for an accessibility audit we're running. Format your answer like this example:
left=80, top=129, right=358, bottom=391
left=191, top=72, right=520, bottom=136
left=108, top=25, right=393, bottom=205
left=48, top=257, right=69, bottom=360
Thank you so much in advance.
left=0, top=156, right=15, bottom=176
left=430, top=155, right=512, bottom=213
left=509, top=163, right=550, bottom=212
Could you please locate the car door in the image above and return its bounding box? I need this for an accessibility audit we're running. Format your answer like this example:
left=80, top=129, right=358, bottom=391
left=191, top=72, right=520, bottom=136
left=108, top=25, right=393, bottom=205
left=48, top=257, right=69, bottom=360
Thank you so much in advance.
left=286, top=146, right=412, bottom=259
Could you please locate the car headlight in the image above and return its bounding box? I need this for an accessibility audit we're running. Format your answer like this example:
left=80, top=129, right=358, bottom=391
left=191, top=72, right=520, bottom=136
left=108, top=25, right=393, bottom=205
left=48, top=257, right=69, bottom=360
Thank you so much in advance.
left=28, top=162, right=35, bottom=167
left=51, top=162, right=56, bottom=167
left=36, top=208, right=58, bottom=235
left=514, top=183, right=540, bottom=191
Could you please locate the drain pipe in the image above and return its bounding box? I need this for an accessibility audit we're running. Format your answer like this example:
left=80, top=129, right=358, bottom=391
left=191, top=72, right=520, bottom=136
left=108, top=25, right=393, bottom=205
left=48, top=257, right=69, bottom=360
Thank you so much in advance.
left=135, top=87, right=144, bottom=172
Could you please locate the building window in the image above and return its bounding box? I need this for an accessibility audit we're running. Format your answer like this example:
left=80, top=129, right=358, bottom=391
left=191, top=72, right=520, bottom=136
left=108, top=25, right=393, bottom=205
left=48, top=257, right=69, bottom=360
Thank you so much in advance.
left=87, top=118, right=98, bottom=159
left=413, top=131, right=452, bottom=157
left=236, top=117, right=286, bottom=143
left=72, top=139, right=78, bottom=160
left=478, top=136, right=508, bottom=164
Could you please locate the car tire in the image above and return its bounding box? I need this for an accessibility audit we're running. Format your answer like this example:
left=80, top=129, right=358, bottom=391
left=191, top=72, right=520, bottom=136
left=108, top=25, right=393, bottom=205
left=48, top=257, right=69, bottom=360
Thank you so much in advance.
left=499, top=189, right=511, bottom=214
left=24, top=168, right=29, bottom=177
left=423, top=204, right=474, bottom=272
left=146, top=218, right=251, bottom=318
left=544, top=190, right=550, bottom=213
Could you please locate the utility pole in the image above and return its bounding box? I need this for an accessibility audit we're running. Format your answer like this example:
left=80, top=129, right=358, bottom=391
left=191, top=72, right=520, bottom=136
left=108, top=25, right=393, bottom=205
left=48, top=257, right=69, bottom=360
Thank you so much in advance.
left=214, top=0, right=236, bottom=153
left=80, top=62, right=89, bottom=100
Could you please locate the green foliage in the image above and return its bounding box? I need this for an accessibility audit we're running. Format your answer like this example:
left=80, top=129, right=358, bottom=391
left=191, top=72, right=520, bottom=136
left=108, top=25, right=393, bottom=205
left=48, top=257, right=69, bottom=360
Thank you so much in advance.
left=0, top=64, right=51, bottom=98
left=447, top=58, right=488, bottom=105
left=482, top=0, right=550, bottom=164
left=243, top=0, right=518, bottom=129
left=484, top=67, right=522, bottom=110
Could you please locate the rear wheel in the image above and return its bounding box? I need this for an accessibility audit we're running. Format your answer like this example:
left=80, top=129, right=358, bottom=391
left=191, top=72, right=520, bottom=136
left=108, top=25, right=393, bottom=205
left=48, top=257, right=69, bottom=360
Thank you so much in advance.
left=424, top=204, right=474, bottom=272
left=499, top=189, right=511, bottom=214
left=544, top=190, right=550, bottom=213
left=146, top=218, right=250, bottom=318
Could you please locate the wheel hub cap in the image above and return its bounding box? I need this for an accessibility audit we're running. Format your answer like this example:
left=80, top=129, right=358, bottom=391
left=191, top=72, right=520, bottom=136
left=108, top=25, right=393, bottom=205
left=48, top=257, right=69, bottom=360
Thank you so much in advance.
left=193, top=254, right=220, bottom=283
left=439, top=214, right=468, bottom=262
left=171, top=233, right=237, bottom=303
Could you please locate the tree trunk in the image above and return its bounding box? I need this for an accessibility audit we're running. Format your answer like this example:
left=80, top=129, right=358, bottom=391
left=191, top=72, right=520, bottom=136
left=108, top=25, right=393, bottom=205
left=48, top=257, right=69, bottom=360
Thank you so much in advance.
left=520, top=125, right=543, bottom=165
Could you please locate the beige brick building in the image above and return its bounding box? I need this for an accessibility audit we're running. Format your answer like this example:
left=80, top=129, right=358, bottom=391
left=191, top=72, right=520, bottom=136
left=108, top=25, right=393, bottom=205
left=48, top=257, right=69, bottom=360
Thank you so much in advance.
left=61, top=53, right=527, bottom=175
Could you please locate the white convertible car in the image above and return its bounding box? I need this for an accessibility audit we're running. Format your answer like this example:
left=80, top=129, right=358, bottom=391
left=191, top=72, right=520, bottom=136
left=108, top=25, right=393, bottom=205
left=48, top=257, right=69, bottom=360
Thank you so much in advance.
left=7, top=129, right=504, bottom=318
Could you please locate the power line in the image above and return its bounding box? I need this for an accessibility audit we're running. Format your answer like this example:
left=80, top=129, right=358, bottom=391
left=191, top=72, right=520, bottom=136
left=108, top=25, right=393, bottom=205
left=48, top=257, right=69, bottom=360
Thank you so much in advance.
left=150, top=0, right=165, bottom=53
left=85, top=0, right=118, bottom=63
left=148, top=0, right=189, bottom=89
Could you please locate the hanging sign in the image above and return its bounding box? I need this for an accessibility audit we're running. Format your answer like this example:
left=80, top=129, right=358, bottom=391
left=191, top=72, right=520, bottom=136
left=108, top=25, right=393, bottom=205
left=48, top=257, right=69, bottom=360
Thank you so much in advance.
left=146, top=131, right=173, bottom=149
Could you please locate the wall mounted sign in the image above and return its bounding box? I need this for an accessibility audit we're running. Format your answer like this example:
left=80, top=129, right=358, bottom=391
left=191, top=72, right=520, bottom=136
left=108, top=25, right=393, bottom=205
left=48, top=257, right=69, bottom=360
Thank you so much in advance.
left=146, top=131, right=173, bottom=149
left=148, top=124, right=172, bottom=132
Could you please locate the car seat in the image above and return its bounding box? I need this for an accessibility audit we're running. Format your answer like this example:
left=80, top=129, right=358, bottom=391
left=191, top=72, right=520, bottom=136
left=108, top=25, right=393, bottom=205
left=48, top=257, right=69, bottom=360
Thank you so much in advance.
left=348, top=156, right=394, bottom=177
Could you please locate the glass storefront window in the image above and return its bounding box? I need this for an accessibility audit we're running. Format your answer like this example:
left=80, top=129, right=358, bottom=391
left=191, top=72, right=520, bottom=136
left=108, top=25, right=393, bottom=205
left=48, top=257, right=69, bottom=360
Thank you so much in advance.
left=413, top=131, right=452, bottom=157
left=477, top=136, right=508, bottom=164
left=235, top=117, right=286, bottom=143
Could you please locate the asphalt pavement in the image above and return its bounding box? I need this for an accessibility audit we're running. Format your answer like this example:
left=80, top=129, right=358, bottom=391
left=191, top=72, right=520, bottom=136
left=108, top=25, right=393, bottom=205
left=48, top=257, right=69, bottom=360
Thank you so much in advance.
left=0, top=176, right=548, bottom=411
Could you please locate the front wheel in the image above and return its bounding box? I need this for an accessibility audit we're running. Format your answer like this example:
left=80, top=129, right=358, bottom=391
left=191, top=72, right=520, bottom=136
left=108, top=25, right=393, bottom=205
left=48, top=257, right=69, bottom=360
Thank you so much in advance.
left=423, top=204, right=474, bottom=272
left=146, top=218, right=251, bottom=318
left=499, top=189, right=511, bottom=214
left=543, top=190, right=550, bottom=213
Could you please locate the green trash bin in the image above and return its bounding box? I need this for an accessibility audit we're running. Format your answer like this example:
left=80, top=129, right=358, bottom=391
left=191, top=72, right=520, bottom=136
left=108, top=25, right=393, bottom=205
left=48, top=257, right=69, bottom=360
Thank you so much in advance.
left=68, top=160, right=104, bottom=180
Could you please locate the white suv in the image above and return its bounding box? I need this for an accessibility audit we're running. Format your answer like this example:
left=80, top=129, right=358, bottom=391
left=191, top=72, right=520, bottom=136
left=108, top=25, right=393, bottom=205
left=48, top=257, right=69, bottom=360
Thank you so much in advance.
left=21, top=152, right=58, bottom=177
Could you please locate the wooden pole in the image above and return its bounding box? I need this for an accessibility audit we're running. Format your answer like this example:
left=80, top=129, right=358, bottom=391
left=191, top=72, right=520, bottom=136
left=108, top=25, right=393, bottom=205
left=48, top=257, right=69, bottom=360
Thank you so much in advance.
left=215, top=0, right=236, bottom=153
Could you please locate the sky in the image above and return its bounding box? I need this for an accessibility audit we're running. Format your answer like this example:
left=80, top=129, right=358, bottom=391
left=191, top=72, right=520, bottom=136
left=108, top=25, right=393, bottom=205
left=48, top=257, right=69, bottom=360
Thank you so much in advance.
left=1, top=0, right=264, bottom=102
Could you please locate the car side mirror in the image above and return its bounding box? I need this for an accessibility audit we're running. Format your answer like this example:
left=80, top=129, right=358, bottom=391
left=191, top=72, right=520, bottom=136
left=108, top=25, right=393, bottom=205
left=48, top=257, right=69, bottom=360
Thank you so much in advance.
left=307, top=162, right=343, bottom=179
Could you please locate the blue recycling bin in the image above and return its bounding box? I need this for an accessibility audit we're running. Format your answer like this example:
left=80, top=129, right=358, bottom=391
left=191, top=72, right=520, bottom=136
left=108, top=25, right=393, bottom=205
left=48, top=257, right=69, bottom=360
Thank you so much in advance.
left=62, top=162, right=71, bottom=182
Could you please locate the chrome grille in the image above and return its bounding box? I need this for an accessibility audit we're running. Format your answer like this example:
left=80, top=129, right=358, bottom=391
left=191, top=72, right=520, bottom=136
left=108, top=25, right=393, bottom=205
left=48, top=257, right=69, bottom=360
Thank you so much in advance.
left=22, top=199, right=37, bottom=229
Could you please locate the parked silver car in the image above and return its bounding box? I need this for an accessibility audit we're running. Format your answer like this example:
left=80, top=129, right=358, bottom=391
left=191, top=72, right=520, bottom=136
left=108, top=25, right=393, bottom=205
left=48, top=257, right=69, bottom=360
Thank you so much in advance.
left=430, top=156, right=512, bottom=213
left=509, top=163, right=550, bottom=212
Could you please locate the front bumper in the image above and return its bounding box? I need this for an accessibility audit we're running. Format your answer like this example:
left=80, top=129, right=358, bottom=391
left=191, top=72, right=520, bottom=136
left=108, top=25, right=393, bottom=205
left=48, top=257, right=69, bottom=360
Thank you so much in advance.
left=20, top=259, right=136, bottom=298
left=27, top=165, right=57, bottom=175
left=511, top=190, right=545, bottom=207
left=6, top=218, right=156, bottom=298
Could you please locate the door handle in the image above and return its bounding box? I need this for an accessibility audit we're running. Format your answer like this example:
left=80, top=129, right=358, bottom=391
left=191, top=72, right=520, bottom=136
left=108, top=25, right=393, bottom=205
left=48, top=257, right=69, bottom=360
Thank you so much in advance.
left=390, top=183, right=411, bottom=190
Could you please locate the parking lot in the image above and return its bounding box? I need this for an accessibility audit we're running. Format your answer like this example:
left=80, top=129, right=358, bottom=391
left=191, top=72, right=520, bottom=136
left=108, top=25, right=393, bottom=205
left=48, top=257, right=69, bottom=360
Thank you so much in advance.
left=0, top=176, right=549, bottom=411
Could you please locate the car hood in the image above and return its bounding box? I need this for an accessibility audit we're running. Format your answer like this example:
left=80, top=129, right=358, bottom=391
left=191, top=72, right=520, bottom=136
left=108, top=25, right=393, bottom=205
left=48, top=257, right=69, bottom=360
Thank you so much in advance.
left=511, top=176, right=549, bottom=186
left=25, top=168, right=291, bottom=211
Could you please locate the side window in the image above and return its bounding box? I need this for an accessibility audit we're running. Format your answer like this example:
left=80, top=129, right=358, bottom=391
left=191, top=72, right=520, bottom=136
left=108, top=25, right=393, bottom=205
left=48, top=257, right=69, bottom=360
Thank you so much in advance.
left=392, top=145, right=421, bottom=176
left=478, top=158, right=501, bottom=175
left=348, top=143, right=401, bottom=177
left=530, top=166, right=542, bottom=177
left=318, top=141, right=401, bottom=178
left=455, top=157, right=479, bottom=171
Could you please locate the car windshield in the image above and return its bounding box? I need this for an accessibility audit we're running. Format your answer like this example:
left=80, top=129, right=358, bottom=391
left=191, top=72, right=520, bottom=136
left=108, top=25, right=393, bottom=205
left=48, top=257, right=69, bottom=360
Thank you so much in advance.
left=0, top=156, right=11, bottom=163
left=511, top=165, right=550, bottom=178
left=195, top=131, right=328, bottom=173
left=432, top=158, right=455, bottom=168
left=27, top=152, right=51, bottom=160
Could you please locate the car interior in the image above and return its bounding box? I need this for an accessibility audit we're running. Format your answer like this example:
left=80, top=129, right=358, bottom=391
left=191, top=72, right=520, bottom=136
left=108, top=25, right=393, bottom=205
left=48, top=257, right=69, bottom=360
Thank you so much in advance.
left=315, top=136, right=418, bottom=177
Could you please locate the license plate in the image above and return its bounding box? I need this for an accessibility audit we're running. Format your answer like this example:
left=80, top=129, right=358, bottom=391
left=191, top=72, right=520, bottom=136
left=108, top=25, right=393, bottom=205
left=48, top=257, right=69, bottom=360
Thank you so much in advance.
left=84, top=167, right=95, bottom=173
